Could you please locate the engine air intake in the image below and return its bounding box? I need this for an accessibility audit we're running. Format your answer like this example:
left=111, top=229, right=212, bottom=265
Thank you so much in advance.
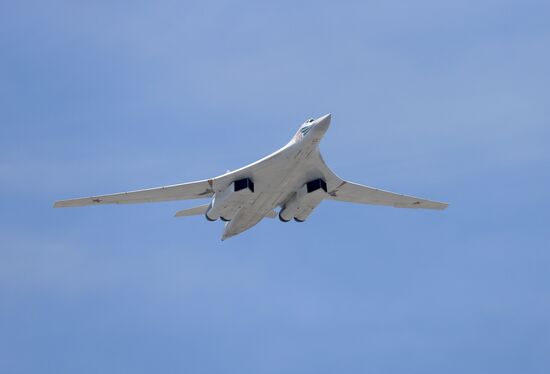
left=234, top=178, right=254, bottom=193
left=306, top=179, right=327, bottom=193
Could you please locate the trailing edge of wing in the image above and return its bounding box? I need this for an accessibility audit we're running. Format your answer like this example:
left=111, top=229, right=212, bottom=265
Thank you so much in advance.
left=327, top=181, right=448, bottom=210
left=54, top=179, right=214, bottom=208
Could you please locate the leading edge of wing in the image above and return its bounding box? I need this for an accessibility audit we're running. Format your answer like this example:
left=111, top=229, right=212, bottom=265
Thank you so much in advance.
left=327, top=181, right=449, bottom=210
left=54, top=179, right=214, bottom=208
left=53, top=144, right=286, bottom=209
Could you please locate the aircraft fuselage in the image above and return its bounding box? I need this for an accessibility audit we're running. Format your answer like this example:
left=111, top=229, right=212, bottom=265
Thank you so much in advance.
left=215, top=115, right=332, bottom=240
left=54, top=113, right=447, bottom=240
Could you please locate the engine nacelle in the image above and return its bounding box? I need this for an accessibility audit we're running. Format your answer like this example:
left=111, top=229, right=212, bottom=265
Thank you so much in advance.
left=205, top=178, right=254, bottom=221
left=279, top=179, right=327, bottom=222
left=205, top=200, right=218, bottom=221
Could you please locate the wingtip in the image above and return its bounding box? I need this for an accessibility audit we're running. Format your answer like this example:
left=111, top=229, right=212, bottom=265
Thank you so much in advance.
left=53, top=200, right=81, bottom=208
left=423, top=199, right=449, bottom=210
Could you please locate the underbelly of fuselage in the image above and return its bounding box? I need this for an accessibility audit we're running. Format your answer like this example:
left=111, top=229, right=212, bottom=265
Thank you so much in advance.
left=220, top=143, right=326, bottom=239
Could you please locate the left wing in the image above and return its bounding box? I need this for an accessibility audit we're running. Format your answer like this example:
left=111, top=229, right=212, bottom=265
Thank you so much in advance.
left=327, top=181, right=448, bottom=210
left=54, top=179, right=214, bottom=208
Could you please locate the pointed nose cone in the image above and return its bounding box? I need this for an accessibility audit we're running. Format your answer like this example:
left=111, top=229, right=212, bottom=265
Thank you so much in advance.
left=315, top=113, right=331, bottom=134
left=317, top=113, right=331, bottom=125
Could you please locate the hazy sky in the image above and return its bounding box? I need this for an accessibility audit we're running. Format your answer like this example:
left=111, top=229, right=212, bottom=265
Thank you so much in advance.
left=1, top=1, right=549, bottom=373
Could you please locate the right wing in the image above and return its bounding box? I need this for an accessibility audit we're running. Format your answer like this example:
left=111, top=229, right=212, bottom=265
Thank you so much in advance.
left=54, top=179, right=214, bottom=208
left=327, top=181, right=448, bottom=210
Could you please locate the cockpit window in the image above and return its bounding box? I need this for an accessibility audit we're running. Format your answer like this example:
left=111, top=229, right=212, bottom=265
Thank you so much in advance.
left=293, top=118, right=316, bottom=141
left=300, top=123, right=314, bottom=136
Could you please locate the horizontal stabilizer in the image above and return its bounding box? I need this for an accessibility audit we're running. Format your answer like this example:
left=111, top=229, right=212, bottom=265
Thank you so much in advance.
left=174, top=204, right=210, bottom=217
left=174, top=206, right=277, bottom=219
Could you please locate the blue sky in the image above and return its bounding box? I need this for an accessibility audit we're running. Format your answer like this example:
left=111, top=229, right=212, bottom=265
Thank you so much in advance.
left=1, top=0, right=550, bottom=373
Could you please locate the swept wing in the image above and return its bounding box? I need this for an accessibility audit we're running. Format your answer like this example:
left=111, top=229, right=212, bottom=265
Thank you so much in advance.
left=54, top=179, right=214, bottom=208
left=327, top=181, right=448, bottom=210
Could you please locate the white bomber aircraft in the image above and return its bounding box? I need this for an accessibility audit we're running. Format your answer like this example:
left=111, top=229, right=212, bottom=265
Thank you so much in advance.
left=54, top=114, right=448, bottom=240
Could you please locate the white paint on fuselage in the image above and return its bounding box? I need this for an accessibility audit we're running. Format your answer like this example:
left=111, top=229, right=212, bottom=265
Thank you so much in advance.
left=53, top=112, right=447, bottom=239
left=54, top=114, right=448, bottom=239
left=216, top=114, right=335, bottom=240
